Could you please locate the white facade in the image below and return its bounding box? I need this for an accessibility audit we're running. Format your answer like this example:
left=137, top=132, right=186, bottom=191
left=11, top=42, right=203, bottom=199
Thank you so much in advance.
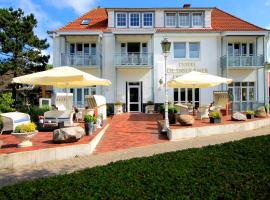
left=50, top=6, right=270, bottom=112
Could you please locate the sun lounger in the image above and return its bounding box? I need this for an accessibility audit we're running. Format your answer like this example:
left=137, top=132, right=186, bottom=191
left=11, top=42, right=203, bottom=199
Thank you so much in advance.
left=0, top=112, right=31, bottom=133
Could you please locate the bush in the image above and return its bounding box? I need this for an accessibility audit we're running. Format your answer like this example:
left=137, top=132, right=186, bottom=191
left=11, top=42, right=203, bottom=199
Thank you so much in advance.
left=0, top=92, right=15, bottom=113
left=27, top=106, right=51, bottom=123
left=209, top=111, right=221, bottom=119
left=159, top=104, right=177, bottom=114
left=146, top=101, right=154, bottom=106
left=114, top=101, right=123, bottom=106
left=0, top=135, right=270, bottom=199
left=84, top=114, right=96, bottom=123
left=14, top=122, right=37, bottom=133
left=0, top=114, right=3, bottom=131
left=246, top=110, right=255, bottom=115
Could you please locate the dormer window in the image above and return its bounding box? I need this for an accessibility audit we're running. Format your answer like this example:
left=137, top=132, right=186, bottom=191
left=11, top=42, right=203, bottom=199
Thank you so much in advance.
left=81, top=19, right=90, bottom=25
left=192, top=13, right=203, bottom=27
left=129, top=13, right=140, bottom=28
left=179, top=13, right=190, bottom=27
left=165, top=13, right=176, bottom=27
left=116, top=13, right=127, bottom=27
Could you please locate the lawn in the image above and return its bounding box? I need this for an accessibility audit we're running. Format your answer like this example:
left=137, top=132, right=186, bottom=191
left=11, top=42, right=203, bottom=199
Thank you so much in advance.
left=1, top=135, right=270, bottom=200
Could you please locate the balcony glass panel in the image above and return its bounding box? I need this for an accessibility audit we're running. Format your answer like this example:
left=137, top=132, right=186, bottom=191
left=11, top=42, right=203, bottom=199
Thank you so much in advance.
left=114, top=53, right=153, bottom=67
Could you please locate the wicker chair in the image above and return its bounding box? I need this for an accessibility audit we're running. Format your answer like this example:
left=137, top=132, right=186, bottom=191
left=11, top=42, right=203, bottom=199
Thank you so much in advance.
left=197, top=105, right=210, bottom=120
left=175, top=103, right=189, bottom=115
left=213, top=91, right=230, bottom=116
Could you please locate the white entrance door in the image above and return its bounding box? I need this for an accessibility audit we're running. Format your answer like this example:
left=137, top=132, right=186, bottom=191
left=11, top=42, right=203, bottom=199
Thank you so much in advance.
left=128, top=83, right=141, bottom=112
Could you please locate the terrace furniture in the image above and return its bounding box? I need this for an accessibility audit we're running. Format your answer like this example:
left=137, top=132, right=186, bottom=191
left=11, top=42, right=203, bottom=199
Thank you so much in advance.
left=43, top=110, right=75, bottom=128
left=197, top=105, right=210, bottom=120
left=175, top=103, right=189, bottom=115
left=52, top=93, right=73, bottom=111
left=0, top=112, right=31, bottom=134
left=213, top=91, right=230, bottom=116
left=86, top=95, right=107, bottom=119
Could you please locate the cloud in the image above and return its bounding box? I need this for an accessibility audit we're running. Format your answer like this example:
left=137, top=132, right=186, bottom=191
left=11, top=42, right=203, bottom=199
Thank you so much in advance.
left=266, top=0, right=270, bottom=6
left=266, top=24, right=270, bottom=29
left=46, top=0, right=98, bottom=15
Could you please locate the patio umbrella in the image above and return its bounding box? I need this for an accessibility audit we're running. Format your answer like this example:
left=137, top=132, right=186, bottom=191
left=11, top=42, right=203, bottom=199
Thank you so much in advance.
left=12, top=66, right=111, bottom=88
left=168, top=71, right=232, bottom=88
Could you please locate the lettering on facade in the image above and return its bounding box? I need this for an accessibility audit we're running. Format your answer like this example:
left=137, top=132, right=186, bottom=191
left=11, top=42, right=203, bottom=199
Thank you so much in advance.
left=167, top=61, right=208, bottom=78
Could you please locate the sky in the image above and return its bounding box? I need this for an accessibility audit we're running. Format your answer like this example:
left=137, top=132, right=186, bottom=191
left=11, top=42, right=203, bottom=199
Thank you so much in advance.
left=1, top=0, right=270, bottom=63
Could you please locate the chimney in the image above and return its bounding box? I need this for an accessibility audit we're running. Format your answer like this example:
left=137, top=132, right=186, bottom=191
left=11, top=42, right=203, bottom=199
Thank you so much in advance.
left=183, top=4, right=191, bottom=8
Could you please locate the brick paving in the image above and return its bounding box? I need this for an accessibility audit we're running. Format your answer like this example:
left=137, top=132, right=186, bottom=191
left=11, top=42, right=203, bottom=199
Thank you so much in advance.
left=94, top=113, right=168, bottom=153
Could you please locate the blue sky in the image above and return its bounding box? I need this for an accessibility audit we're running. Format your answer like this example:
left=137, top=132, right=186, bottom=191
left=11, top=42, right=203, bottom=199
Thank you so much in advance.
left=1, top=0, right=270, bottom=63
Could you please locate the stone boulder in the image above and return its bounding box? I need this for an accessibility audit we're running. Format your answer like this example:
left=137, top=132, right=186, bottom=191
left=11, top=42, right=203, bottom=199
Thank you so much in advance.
left=176, top=114, right=195, bottom=126
left=0, top=140, right=3, bottom=149
left=53, top=126, right=85, bottom=143
left=255, top=106, right=267, bottom=118
left=232, top=112, right=247, bottom=121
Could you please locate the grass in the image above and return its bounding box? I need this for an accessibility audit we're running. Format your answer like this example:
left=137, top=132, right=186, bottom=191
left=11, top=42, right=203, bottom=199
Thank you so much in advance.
left=1, top=135, right=270, bottom=199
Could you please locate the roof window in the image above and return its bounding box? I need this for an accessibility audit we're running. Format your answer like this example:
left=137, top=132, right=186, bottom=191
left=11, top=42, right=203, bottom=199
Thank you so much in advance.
left=81, top=19, right=90, bottom=25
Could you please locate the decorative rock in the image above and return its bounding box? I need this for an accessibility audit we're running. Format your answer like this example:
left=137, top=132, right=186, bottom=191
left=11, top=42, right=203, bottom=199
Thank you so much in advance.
left=176, top=114, right=195, bottom=126
left=255, top=106, right=267, bottom=118
left=0, top=140, right=3, bottom=148
left=232, top=112, right=247, bottom=121
left=53, top=126, right=85, bottom=143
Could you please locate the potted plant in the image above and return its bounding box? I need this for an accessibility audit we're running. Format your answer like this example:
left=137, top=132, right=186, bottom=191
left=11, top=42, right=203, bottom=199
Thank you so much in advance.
left=168, top=105, right=177, bottom=124
left=114, top=101, right=123, bottom=115
left=12, top=122, right=38, bottom=147
left=145, top=101, right=155, bottom=114
left=209, top=111, right=221, bottom=123
left=246, top=110, right=255, bottom=119
left=84, top=114, right=95, bottom=136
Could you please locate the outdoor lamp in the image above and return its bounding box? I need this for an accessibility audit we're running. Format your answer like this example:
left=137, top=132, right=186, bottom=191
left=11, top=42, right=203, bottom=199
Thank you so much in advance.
left=161, top=37, right=171, bottom=132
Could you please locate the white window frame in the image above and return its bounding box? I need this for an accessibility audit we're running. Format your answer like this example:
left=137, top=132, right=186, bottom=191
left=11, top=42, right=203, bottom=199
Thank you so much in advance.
left=129, top=12, right=140, bottom=28
left=116, top=12, right=127, bottom=28
left=189, top=42, right=200, bottom=59
left=228, top=82, right=256, bottom=103
left=178, top=13, right=190, bottom=28
left=165, top=12, right=177, bottom=27
left=192, top=12, right=203, bottom=27
left=142, top=12, right=153, bottom=28
left=173, top=42, right=187, bottom=59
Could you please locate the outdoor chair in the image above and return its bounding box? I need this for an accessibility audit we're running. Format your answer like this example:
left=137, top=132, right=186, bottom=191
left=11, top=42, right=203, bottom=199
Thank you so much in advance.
left=43, top=110, right=74, bottom=127
left=0, top=112, right=30, bottom=134
left=197, top=105, right=210, bottom=120
left=213, top=91, right=230, bottom=116
left=175, top=103, right=189, bottom=115
left=52, top=93, right=73, bottom=111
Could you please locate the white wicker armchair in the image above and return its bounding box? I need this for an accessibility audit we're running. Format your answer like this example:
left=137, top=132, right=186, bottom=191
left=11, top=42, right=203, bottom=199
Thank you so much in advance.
left=0, top=112, right=31, bottom=133
left=197, top=105, right=210, bottom=120
left=43, top=110, right=74, bottom=126
left=175, top=103, right=189, bottom=115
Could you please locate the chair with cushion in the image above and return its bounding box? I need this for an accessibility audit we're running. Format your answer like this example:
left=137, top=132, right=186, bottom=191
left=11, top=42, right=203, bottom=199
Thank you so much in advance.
left=0, top=112, right=30, bottom=134
left=43, top=110, right=75, bottom=127
left=213, top=91, right=230, bottom=116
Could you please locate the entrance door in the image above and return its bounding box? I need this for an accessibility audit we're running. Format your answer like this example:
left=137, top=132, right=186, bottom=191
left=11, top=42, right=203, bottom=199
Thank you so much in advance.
left=128, top=82, right=141, bottom=112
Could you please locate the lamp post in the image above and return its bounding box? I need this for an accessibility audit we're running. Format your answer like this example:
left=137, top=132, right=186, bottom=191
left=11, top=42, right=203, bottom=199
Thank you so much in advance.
left=264, top=61, right=270, bottom=115
left=161, top=37, right=171, bottom=132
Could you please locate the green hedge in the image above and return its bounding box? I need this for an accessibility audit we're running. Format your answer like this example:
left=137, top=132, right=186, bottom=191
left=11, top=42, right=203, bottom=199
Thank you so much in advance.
left=1, top=135, right=270, bottom=199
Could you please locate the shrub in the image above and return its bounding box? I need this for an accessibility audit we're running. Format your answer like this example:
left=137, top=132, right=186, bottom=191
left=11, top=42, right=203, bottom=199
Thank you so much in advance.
left=14, top=122, right=37, bottom=133
left=114, top=101, right=123, bottom=106
left=0, top=114, right=3, bottom=130
left=246, top=110, right=255, bottom=115
left=209, top=111, right=221, bottom=119
left=84, top=114, right=96, bottom=123
left=159, top=104, right=177, bottom=114
left=28, top=106, right=51, bottom=123
left=146, top=101, right=154, bottom=106
left=0, top=92, right=15, bottom=113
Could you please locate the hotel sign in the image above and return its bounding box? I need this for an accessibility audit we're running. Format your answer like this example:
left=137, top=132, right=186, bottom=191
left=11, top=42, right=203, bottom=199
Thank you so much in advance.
left=167, top=62, right=208, bottom=78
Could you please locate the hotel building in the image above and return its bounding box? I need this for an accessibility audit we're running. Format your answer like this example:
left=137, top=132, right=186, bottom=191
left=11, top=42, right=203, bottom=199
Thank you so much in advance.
left=48, top=4, right=270, bottom=112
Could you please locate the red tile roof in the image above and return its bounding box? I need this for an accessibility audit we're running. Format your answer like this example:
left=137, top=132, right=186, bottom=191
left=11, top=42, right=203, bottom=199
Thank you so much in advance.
left=49, top=7, right=268, bottom=33
left=48, top=8, right=110, bottom=33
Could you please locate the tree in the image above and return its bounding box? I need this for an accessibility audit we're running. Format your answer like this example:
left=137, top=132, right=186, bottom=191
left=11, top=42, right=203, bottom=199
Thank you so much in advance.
left=0, top=8, right=50, bottom=97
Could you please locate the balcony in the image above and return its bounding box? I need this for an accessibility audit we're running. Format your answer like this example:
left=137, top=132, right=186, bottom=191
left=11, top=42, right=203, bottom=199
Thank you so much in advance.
left=221, top=55, right=264, bottom=69
left=114, top=53, right=153, bottom=68
left=61, top=53, right=99, bottom=67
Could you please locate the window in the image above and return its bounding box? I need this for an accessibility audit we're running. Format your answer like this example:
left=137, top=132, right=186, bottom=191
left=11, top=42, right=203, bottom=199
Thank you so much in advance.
left=192, top=13, right=203, bottom=27
left=228, top=82, right=255, bottom=102
left=166, top=13, right=176, bottom=27
left=116, top=13, right=127, bottom=27
left=174, top=42, right=186, bottom=58
left=142, top=43, right=148, bottom=53
left=84, top=44, right=89, bottom=54
left=91, top=43, right=96, bottom=55
left=249, top=43, right=254, bottom=55
left=70, top=43, right=75, bottom=54
left=179, top=13, right=190, bottom=27
left=143, top=13, right=153, bottom=27
left=227, top=43, right=255, bottom=56
left=174, top=88, right=200, bottom=108
left=76, top=43, right=83, bottom=52
left=189, top=42, right=200, bottom=58
left=129, top=13, right=140, bottom=27
left=241, top=43, right=247, bottom=55
left=81, top=19, right=90, bottom=25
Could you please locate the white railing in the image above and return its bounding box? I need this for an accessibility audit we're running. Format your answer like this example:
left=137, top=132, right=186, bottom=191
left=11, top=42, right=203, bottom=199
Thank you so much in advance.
left=221, top=55, right=264, bottom=68
left=114, top=53, right=153, bottom=66
left=61, top=53, right=99, bottom=67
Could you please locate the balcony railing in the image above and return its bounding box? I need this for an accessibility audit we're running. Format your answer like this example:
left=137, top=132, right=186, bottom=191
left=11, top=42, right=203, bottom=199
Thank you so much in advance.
left=61, top=53, right=99, bottom=67
left=114, top=53, right=153, bottom=67
left=221, top=55, right=264, bottom=68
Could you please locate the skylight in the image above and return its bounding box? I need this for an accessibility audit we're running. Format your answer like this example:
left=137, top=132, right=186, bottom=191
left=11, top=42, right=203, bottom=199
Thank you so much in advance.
left=81, top=19, right=90, bottom=25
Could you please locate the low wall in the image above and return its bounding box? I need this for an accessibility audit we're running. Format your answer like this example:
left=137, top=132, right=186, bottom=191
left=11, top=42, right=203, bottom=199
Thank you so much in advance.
left=167, top=118, right=270, bottom=141
left=0, top=124, right=109, bottom=169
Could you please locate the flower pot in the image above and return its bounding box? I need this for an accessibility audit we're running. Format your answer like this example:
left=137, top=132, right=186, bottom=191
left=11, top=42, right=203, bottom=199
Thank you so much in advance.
left=84, top=122, right=94, bottom=136
left=114, top=105, right=123, bottom=115
left=12, top=131, right=38, bottom=147
left=210, top=117, right=221, bottom=123
left=169, top=113, right=176, bottom=124
left=246, top=114, right=254, bottom=119
left=145, top=105, right=155, bottom=114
